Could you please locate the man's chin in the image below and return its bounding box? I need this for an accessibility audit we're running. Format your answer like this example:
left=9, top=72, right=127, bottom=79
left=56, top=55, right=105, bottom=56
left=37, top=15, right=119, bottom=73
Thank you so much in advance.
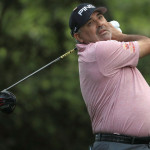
left=101, top=33, right=112, bottom=41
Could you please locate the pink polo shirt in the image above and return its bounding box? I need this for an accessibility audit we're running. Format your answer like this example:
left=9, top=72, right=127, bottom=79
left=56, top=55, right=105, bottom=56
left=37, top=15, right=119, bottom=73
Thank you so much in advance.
left=77, top=40, right=150, bottom=137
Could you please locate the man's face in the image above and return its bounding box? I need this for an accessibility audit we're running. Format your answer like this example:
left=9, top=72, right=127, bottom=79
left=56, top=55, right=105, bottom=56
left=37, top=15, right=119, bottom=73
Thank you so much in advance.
left=74, top=11, right=111, bottom=44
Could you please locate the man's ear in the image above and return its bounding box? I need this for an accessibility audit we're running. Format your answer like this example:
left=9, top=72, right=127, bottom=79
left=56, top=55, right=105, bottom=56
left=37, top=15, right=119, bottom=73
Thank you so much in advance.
left=74, top=32, right=83, bottom=43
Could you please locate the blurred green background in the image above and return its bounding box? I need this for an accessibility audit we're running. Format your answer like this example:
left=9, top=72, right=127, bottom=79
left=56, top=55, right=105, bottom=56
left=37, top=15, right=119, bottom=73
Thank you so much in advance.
left=0, top=0, right=150, bottom=149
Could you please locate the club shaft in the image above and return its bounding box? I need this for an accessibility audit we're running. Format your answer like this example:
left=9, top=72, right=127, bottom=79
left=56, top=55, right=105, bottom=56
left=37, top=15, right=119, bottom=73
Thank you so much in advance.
left=2, top=48, right=76, bottom=92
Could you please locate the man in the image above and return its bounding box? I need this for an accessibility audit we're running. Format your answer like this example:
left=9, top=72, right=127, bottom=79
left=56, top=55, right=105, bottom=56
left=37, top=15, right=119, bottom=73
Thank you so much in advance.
left=69, top=3, right=150, bottom=150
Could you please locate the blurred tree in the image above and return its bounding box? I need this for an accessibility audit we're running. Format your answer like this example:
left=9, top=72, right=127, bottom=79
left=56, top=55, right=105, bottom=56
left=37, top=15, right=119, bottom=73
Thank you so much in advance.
left=0, top=0, right=149, bottom=150
left=0, top=0, right=94, bottom=149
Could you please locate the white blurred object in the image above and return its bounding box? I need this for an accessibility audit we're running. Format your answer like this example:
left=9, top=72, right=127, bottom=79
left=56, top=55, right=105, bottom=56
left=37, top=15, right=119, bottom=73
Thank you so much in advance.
left=110, top=20, right=122, bottom=33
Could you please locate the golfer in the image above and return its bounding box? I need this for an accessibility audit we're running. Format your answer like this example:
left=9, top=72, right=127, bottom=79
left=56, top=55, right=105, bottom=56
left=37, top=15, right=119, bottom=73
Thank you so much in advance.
left=69, top=3, right=150, bottom=150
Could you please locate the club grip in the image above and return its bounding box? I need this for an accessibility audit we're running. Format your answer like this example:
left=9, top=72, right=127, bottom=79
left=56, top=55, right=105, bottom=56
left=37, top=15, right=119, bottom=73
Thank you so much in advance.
left=60, top=48, right=77, bottom=59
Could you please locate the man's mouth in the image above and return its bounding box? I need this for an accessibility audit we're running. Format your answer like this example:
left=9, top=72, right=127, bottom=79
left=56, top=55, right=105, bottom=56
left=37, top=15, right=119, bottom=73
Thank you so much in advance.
left=99, top=29, right=107, bottom=34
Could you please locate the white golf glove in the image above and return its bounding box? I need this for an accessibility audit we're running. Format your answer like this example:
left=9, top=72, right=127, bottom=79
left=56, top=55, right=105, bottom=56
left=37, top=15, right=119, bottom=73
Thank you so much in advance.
left=110, top=20, right=122, bottom=33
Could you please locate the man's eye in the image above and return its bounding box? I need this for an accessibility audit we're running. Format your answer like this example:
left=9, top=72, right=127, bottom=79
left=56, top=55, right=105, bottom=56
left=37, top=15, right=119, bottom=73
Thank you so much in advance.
left=87, top=21, right=92, bottom=26
left=98, top=15, right=103, bottom=19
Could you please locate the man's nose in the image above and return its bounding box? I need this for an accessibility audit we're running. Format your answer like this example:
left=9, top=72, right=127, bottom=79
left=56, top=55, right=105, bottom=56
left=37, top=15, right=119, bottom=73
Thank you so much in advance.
left=96, top=20, right=103, bottom=27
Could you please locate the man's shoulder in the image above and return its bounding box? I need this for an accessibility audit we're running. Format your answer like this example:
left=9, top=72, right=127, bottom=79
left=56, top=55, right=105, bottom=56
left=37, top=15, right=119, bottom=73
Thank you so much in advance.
left=95, top=40, right=119, bottom=45
left=76, top=40, right=120, bottom=51
left=94, top=40, right=120, bottom=50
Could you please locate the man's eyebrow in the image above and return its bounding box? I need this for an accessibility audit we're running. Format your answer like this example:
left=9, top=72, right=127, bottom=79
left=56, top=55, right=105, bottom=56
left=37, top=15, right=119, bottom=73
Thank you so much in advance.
left=86, top=12, right=102, bottom=24
left=96, top=12, right=102, bottom=16
left=86, top=18, right=92, bottom=24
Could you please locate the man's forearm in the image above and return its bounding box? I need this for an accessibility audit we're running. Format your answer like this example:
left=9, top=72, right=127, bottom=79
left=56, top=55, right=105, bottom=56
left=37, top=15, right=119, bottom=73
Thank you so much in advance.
left=110, top=24, right=149, bottom=42
left=138, top=39, right=150, bottom=58
left=118, top=34, right=149, bottom=42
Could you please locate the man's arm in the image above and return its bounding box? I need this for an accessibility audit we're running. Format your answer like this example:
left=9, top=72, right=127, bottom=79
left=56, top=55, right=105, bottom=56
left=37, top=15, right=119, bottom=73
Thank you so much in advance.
left=108, top=22, right=150, bottom=58
left=138, top=39, right=150, bottom=58
left=109, top=22, right=149, bottom=41
left=116, top=33, right=150, bottom=58
left=114, top=33, right=149, bottom=42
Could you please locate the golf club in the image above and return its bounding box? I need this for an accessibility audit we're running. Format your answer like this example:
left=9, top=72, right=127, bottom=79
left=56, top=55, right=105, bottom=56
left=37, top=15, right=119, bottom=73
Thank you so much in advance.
left=0, top=90, right=16, bottom=114
left=0, top=47, right=77, bottom=114
left=0, top=20, right=121, bottom=114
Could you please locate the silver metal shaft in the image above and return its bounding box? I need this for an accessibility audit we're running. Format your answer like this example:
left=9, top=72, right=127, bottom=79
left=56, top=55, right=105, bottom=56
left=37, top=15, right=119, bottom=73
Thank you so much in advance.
left=2, top=48, right=76, bottom=92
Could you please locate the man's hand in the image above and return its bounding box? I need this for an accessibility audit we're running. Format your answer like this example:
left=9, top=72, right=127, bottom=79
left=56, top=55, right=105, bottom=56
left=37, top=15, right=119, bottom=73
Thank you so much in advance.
left=108, top=21, right=124, bottom=41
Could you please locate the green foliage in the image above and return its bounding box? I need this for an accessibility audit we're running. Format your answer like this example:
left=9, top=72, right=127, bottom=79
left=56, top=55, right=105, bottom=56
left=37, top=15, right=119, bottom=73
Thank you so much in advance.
left=107, top=0, right=150, bottom=35
left=0, top=0, right=150, bottom=150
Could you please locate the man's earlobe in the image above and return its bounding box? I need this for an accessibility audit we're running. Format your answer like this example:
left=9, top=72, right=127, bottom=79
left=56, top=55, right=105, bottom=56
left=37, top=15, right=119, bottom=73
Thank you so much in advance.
left=74, top=33, right=83, bottom=43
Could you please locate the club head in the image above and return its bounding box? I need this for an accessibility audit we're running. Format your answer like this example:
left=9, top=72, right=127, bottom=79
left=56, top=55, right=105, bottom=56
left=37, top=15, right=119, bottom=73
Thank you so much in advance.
left=0, top=90, right=16, bottom=114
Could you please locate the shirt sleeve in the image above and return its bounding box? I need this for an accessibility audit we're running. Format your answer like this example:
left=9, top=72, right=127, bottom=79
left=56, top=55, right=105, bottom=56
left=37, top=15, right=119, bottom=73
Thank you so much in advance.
left=95, top=40, right=139, bottom=76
